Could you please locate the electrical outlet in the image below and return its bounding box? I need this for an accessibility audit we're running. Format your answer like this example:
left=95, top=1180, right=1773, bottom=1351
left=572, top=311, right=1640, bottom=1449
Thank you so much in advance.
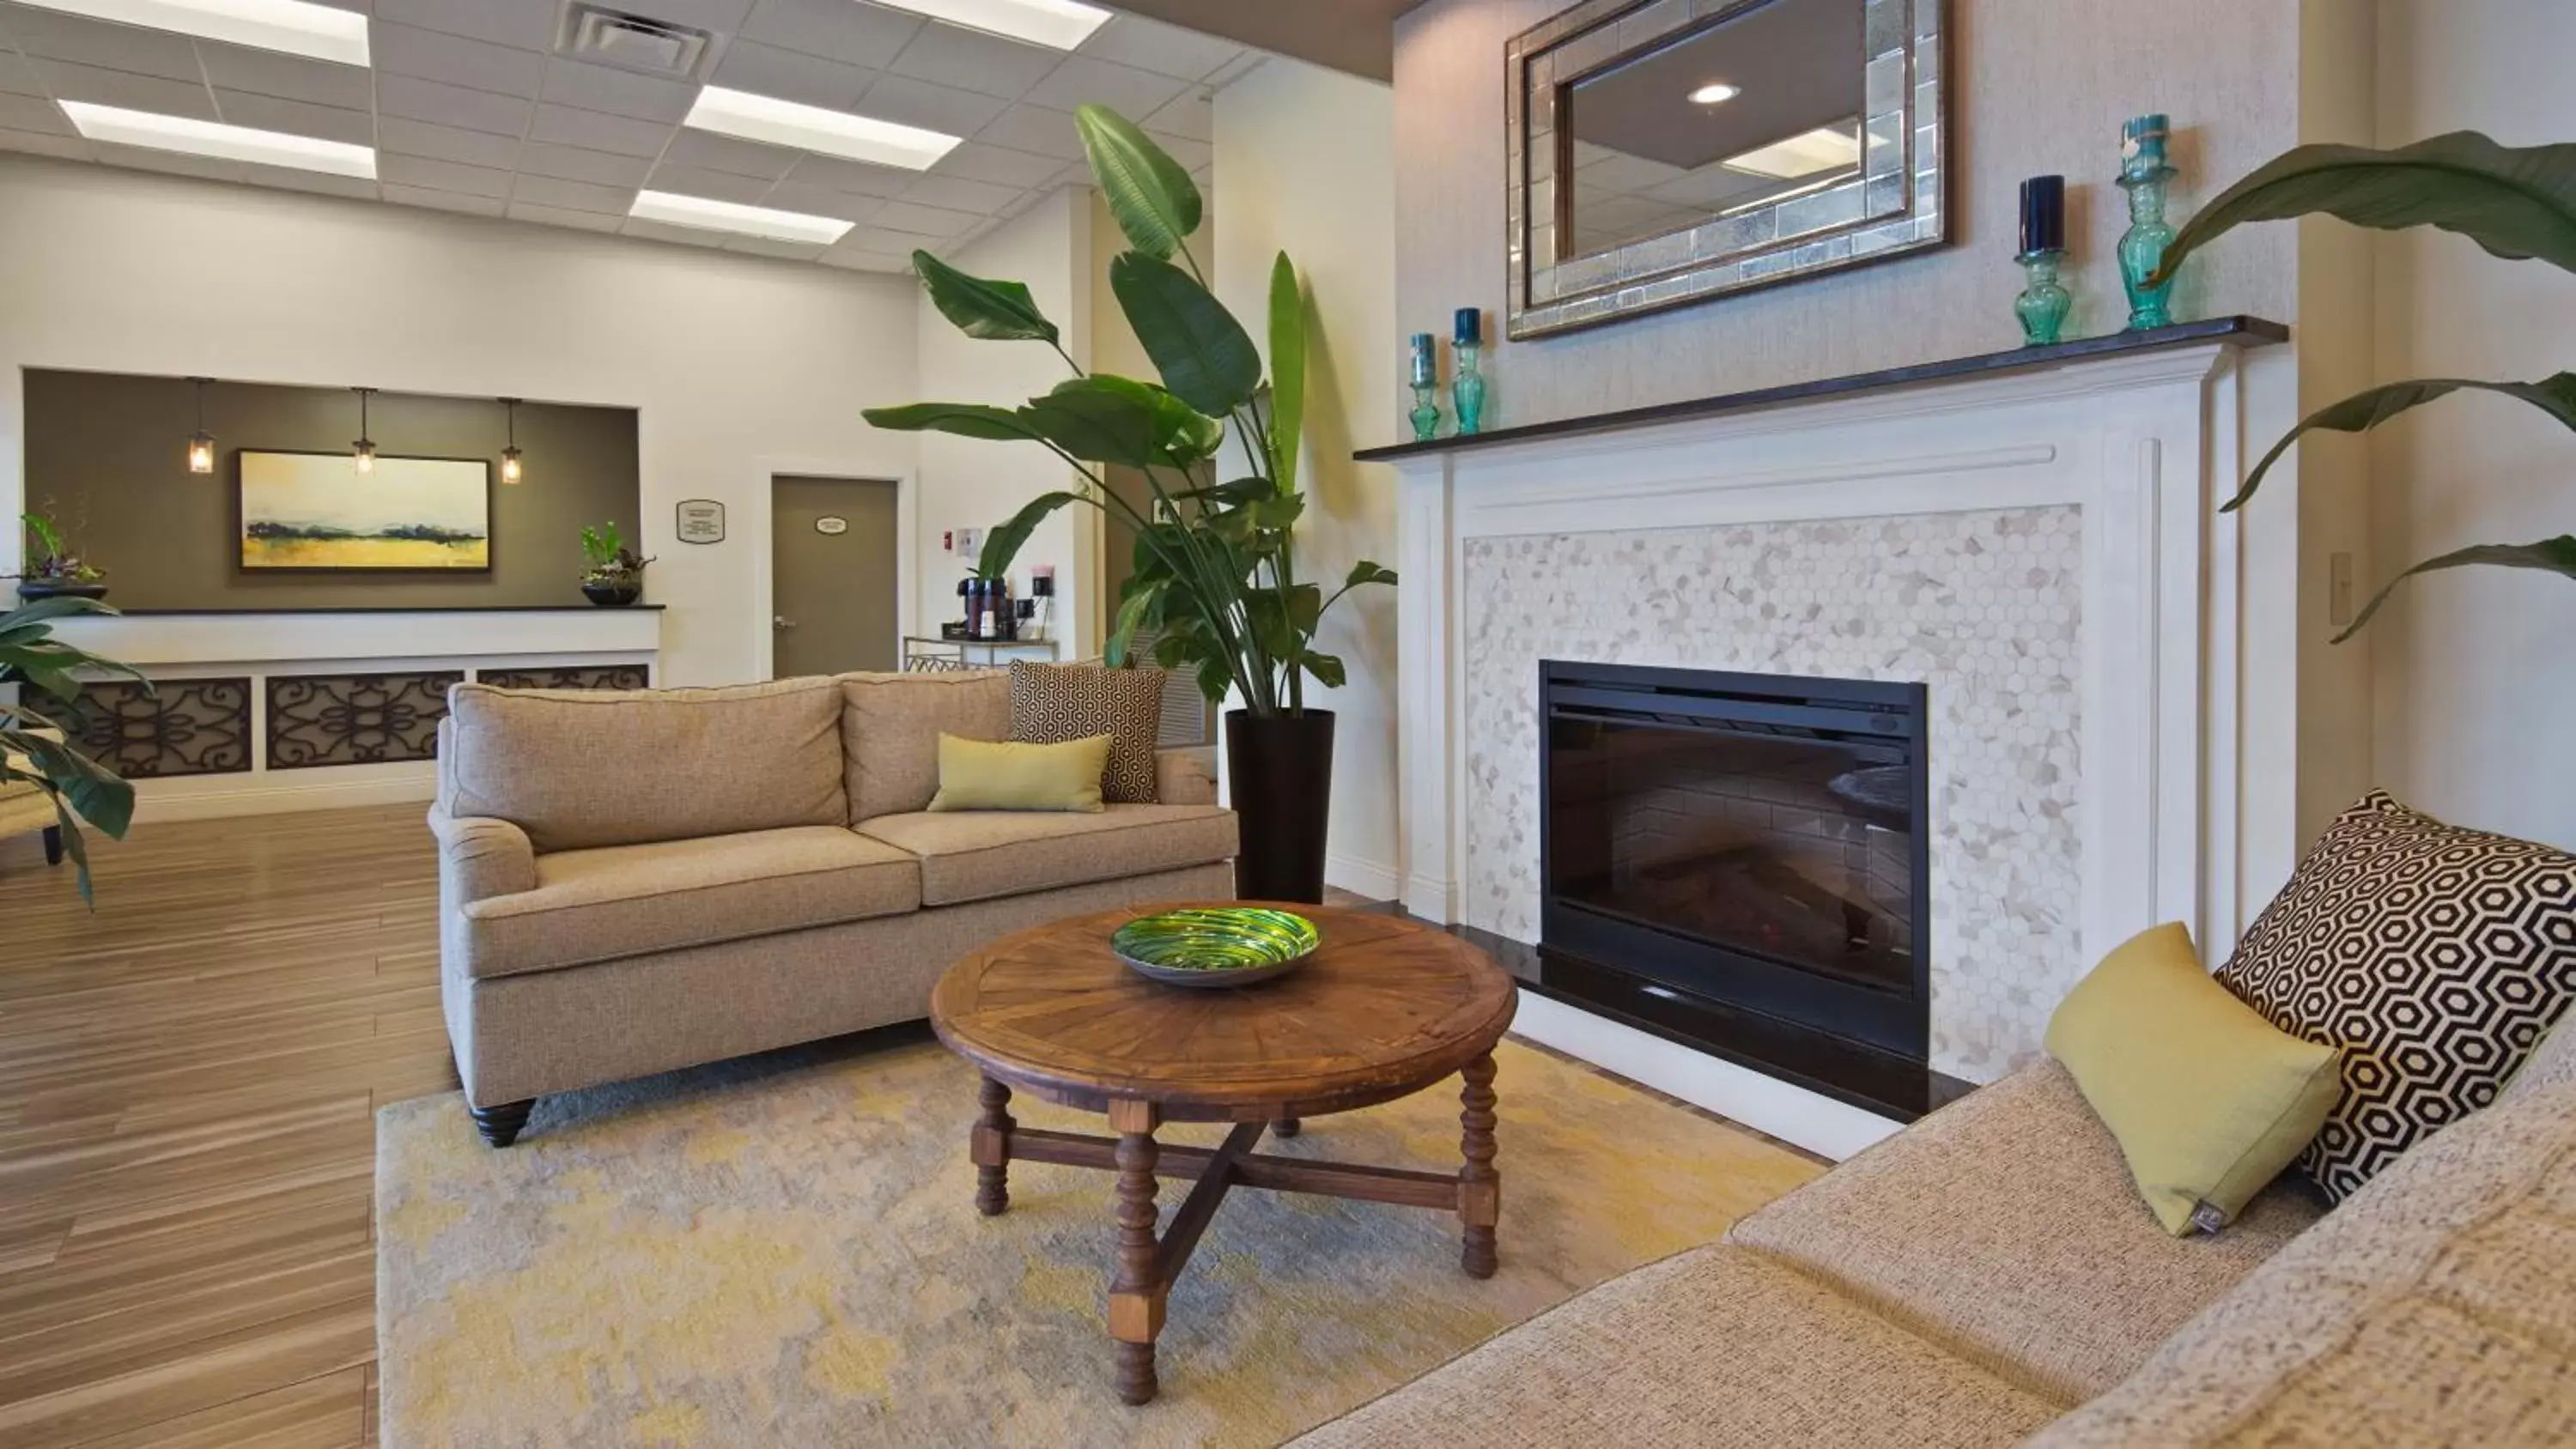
left=957, top=526, right=983, bottom=561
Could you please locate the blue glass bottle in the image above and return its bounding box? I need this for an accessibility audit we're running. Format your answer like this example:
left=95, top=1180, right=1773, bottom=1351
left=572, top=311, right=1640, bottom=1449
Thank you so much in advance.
left=1407, top=332, right=1442, bottom=442
left=2117, top=115, right=2178, bottom=331
left=1451, top=307, right=1487, bottom=436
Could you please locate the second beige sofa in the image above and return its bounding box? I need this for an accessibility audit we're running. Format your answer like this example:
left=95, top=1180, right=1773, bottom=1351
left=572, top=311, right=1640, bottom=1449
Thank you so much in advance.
left=428, top=670, right=1236, bottom=1147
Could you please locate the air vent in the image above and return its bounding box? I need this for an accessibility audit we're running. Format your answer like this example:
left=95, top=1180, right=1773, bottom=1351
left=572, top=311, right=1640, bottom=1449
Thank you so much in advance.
left=557, top=3, right=714, bottom=80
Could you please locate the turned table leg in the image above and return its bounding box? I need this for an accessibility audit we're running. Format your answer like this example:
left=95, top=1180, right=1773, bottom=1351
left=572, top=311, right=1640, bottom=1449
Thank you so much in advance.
left=1273, top=1118, right=1300, bottom=1138
left=1458, top=1052, right=1500, bottom=1279
left=1107, top=1099, right=1165, bottom=1405
left=973, top=1076, right=1016, bottom=1216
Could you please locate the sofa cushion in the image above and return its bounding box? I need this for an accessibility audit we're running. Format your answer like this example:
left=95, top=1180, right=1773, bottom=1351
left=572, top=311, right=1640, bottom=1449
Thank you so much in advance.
left=443, top=678, right=847, bottom=852
left=857, top=803, right=1236, bottom=907
left=838, top=670, right=1008, bottom=822
left=457, top=826, right=919, bottom=980
left=2024, top=1079, right=2576, bottom=1447
left=1726, top=1058, right=2326, bottom=1404
left=1288, top=1245, right=2060, bottom=1448
left=1009, top=660, right=1166, bottom=803
left=2501, top=1010, right=2576, bottom=1105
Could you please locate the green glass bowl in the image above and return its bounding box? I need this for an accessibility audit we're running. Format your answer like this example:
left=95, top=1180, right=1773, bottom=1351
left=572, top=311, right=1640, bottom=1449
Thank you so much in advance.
left=1112, top=906, right=1321, bottom=989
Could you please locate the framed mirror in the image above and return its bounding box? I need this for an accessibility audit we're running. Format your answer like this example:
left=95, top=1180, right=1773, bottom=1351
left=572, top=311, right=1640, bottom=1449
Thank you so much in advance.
left=1507, top=0, right=1947, bottom=338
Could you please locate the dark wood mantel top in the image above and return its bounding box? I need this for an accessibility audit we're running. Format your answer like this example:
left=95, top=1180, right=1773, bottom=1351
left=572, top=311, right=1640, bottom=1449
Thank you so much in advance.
left=1352, top=316, right=2289, bottom=464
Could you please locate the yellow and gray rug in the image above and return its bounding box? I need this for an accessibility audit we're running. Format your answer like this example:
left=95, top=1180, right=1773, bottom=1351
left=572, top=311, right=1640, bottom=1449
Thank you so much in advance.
left=376, top=1032, right=1820, bottom=1447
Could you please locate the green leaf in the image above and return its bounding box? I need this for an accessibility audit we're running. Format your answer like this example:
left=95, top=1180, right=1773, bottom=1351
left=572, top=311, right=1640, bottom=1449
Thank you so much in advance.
left=1345, top=561, right=1398, bottom=590
left=1174, top=476, right=1274, bottom=508
left=1285, top=582, right=1322, bottom=634
left=2227, top=374, right=2576, bottom=511
left=1106, top=579, right=1166, bottom=666
left=1076, top=104, right=1201, bottom=260
left=1194, top=654, right=1233, bottom=704
left=860, top=402, right=1042, bottom=444
left=912, top=250, right=1060, bottom=343
left=1300, top=651, right=1347, bottom=689
left=1267, top=252, right=1306, bottom=490
left=1017, top=376, right=1221, bottom=470
left=2152, top=131, right=2576, bottom=287
left=0, top=595, right=117, bottom=632
left=1109, top=252, right=1261, bottom=417
left=974, top=490, right=1084, bottom=580
left=21, top=734, right=134, bottom=839
left=2335, top=535, right=2576, bottom=642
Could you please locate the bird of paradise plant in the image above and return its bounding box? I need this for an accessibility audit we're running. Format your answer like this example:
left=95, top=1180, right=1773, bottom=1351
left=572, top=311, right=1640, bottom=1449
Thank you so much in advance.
left=0, top=595, right=143, bottom=901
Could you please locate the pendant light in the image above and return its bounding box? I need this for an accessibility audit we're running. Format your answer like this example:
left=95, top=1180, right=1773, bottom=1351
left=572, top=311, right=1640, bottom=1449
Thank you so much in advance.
left=350, top=386, right=376, bottom=474
left=185, top=376, right=216, bottom=474
left=498, top=397, right=524, bottom=485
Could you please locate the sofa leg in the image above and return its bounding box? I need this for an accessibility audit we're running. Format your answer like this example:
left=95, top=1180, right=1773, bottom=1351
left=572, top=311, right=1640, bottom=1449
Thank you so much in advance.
left=469, top=1099, right=535, bottom=1148
left=41, top=826, right=62, bottom=866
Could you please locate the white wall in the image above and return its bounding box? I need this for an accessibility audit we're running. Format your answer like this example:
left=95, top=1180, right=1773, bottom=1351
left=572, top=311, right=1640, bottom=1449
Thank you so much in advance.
left=1213, top=59, right=1403, bottom=899
left=0, top=155, right=920, bottom=688
left=2369, top=0, right=2576, bottom=849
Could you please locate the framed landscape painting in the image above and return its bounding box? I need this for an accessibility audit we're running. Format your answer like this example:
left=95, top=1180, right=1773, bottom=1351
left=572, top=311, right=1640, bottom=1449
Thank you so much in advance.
left=238, top=450, right=490, bottom=572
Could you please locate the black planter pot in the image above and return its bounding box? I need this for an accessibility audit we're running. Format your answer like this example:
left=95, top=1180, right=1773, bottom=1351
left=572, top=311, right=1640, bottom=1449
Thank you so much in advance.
left=15, top=580, right=107, bottom=603
left=1225, top=708, right=1335, bottom=904
left=582, top=581, right=642, bottom=606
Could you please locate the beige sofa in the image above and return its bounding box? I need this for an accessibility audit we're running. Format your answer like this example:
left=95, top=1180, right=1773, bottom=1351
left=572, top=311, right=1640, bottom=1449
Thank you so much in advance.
left=428, top=670, right=1236, bottom=1147
left=1297, top=1017, right=2576, bottom=1446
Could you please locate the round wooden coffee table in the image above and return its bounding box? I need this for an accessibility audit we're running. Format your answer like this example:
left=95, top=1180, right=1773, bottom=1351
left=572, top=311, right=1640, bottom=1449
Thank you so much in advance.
left=930, top=903, right=1517, bottom=1405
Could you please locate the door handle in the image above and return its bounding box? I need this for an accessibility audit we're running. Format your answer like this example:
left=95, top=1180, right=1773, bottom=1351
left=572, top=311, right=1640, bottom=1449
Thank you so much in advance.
left=774, top=615, right=797, bottom=630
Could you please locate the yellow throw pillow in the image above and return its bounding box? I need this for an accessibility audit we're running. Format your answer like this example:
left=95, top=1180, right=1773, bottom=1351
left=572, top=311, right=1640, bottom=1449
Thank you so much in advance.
left=927, top=733, right=1111, bottom=813
left=2044, top=922, right=2342, bottom=1236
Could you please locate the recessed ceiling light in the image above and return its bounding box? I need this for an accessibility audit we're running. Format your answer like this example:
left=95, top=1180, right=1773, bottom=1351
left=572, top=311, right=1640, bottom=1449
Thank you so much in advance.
left=629, top=190, right=855, bottom=246
left=1689, top=82, right=1741, bottom=105
left=60, top=100, right=376, bottom=178
left=684, top=86, right=961, bottom=172
left=1722, top=125, right=1862, bottom=180
left=866, top=0, right=1111, bottom=52
left=15, top=0, right=368, bottom=65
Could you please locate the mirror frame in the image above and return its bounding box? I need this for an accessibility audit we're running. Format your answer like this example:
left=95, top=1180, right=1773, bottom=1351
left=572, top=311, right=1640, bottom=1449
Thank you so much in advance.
left=1506, top=0, right=1948, bottom=340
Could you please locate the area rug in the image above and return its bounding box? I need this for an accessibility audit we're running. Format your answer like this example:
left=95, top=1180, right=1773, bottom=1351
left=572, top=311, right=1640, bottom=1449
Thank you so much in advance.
left=376, top=1032, right=1822, bottom=1447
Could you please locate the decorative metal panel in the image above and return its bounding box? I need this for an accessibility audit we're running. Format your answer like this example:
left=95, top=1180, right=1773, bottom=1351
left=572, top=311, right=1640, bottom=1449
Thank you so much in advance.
left=266, top=671, right=461, bottom=769
left=64, top=676, right=252, bottom=779
left=477, top=665, right=652, bottom=691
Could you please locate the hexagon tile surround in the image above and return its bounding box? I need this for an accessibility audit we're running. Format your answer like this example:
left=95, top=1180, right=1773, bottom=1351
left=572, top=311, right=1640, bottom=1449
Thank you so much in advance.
left=1461, top=506, right=2085, bottom=1082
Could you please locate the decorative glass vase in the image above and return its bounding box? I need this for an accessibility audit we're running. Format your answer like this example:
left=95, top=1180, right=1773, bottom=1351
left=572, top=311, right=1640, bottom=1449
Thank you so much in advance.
left=1453, top=342, right=1487, bottom=436
left=2117, top=115, right=2178, bottom=331
left=1409, top=382, right=1442, bottom=442
left=2014, top=250, right=2071, bottom=345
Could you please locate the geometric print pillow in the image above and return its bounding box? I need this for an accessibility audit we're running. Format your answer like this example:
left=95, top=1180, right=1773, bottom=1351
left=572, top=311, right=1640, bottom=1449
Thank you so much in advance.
left=1006, top=661, right=1168, bottom=804
left=2215, top=790, right=2576, bottom=1203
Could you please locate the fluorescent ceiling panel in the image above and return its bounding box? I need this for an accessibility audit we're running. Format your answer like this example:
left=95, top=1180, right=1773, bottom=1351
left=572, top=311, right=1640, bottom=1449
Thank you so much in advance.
left=1722, top=125, right=1862, bottom=180
left=629, top=189, right=855, bottom=246
left=15, top=0, right=368, bottom=65
left=684, top=86, right=961, bottom=172
left=866, top=0, right=1111, bottom=51
left=60, top=100, right=376, bottom=178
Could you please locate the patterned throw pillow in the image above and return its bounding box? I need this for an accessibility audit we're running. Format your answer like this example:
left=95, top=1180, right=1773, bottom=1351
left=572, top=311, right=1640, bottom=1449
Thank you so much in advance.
left=2215, top=790, right=2576, bottom=1203
left=1007, top=662, right=1167, bottom=803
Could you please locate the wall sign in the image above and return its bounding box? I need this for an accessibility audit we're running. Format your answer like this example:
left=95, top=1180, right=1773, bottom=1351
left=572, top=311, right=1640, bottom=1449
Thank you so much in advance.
left=676, top=499, right=726, bottom=544
left=815, top=516, right=849, bottom=536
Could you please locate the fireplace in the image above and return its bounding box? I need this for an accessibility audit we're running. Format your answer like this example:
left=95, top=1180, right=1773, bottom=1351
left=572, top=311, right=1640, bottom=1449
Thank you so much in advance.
left=1540, top=661, right=1932, bottom=1109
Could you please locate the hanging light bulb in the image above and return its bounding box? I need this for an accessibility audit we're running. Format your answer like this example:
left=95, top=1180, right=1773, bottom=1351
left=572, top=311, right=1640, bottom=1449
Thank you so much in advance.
left=185, top=376, right=216, bottom=475
left=498, top=397, right=524, bottom=485
left=351, top=386, right=376, bottom=475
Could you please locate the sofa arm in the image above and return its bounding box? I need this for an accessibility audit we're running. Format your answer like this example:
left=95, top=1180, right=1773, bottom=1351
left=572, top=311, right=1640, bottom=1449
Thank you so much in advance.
left=1157, top=747, right=1219, bottom=807
left=428, top=806, right=537, bottom=905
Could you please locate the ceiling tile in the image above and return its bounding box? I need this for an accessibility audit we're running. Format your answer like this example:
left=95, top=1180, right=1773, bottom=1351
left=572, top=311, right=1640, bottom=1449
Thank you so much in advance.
left=384, top=182, right=507, bottom=216
left=215, top=91, right=374, bottom=146
left=0, top=5, right=200, bottom=80
left=930, top=140, right=1059, bottom=187
left=238, top=161, right=377, bottom=198
left=621, top=215, right=727, bottom=248
left=33, top=59, right=216, bottom=118
left=708, top=39, right=872, bottom=110
left=885, top=23, right=1061, bottom=101
left=511, top=172, right=634, bottom=213
left=866, top=198, right=978, bottom=239
left=781, top=149, right=915, bottom=197
left=755, top=179, right=884, bottom=222
left=539, top=59, right=697, bottom=124
left=517, top=139, right=652, bottom=186
left=1200, top=51, right=1266, bottom=89
left=526, top=102, right=670, bottom=157
left=0, top=90, right=68, bottom=133
left=642, top=161, right=770, bottom=205
left=375, top=74, right=534, bottom=136
left=0, top=48, right=45, bottom=95
left=0, top=124, right=89, bottom=159
left=853, top=73, right=1005, bottom=136
left=1021, top=56, right=1187, bottom=118
left=723, top=233, right=825, bottom=260
left=376, top=116, right=520, bottom=167
left=196, top=42, right=374, bottom=110
left=611, top=0, right=756, bottom=34
left=507, top=199, right=621, bottom=232
left=378, top=152, right=514, bottom=197
left=658, top=126, right=799, bottom=179
left=372, top=22, right=544, bottom=96
left=92, top=141, right=241, bottom=181
left=371, top=0, right=554, bottom=52
left=819, top=246, right=912, bottom=273
left=1076, top=15, right=1246, bottom=82
left=897, top=172, right=1017, bottom=215
left=841, top=222, right=948, bottom=254
left=973, top=103, right=1082, bottom=161
left=1140, top=89, right=1211, bottom=143
left=740, top=0, right=921, bottom=69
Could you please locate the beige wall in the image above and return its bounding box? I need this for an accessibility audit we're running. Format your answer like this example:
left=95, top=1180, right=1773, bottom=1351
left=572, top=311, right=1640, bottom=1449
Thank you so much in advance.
left=1213, top=59, right=1404, bottom=897
left=1390, top=0, right=2302, bottom=428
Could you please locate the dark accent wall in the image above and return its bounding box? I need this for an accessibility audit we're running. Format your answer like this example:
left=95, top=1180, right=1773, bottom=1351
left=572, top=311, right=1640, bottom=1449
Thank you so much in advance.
left=21, top=369, right=641, bottom=609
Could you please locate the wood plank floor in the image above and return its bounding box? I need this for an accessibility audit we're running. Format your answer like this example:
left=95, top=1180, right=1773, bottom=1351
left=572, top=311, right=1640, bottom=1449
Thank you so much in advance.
left=0, top=803, right=450, bottom=1448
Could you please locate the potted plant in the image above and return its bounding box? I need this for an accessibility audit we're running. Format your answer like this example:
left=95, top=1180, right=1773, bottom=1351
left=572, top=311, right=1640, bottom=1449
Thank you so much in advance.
left=0, top=594, right=145, bottom=902
left=15, top=504, right=107, bottom=603
left=579, top=522, right=652, bottom=606
left=864, top=106, right=1396, bottom=901
left=2145, top=131, right=2575, bottom=634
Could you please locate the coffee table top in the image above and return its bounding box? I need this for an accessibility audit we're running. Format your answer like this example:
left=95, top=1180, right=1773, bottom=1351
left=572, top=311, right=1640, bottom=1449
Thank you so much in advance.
left=930, top=904, right=1517, bottom=1121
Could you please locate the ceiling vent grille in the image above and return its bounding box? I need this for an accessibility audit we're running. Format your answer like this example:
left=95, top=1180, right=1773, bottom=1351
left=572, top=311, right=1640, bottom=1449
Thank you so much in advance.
left=557, top=3, right=714, bottom=80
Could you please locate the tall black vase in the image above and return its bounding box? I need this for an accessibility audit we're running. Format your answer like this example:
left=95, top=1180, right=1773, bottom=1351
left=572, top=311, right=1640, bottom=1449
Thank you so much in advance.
left=1225, top=708, right=1335, bottom=904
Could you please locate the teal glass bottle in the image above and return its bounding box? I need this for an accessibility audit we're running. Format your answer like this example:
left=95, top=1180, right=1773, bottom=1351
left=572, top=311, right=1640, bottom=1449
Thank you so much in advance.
left=2117, top=114, right=2178, bottom=331
left=1407, top=332, right=1441, bottom=441
left=2014, top=252, right=2071, bottom=345
left=1451, top=307, right=1487, bottom=435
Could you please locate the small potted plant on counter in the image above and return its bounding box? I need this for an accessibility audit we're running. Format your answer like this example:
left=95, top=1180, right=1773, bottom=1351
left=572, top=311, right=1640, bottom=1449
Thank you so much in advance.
left=579, top=521, right=651, bottom=606
left=14, top=505, right=107, bottom=603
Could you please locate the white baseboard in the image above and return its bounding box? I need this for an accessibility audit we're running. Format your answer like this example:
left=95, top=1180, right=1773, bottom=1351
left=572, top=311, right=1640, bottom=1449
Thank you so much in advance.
left=1324, top=852, right=1401, bottom=902
left=131, top=771, right=436, bottom=823
left=1509, top=990, right=1903, bottom=1162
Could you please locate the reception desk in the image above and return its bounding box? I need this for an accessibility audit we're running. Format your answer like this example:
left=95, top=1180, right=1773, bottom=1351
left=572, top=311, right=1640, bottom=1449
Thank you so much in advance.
left=46, top=606, right=663, bottom=822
